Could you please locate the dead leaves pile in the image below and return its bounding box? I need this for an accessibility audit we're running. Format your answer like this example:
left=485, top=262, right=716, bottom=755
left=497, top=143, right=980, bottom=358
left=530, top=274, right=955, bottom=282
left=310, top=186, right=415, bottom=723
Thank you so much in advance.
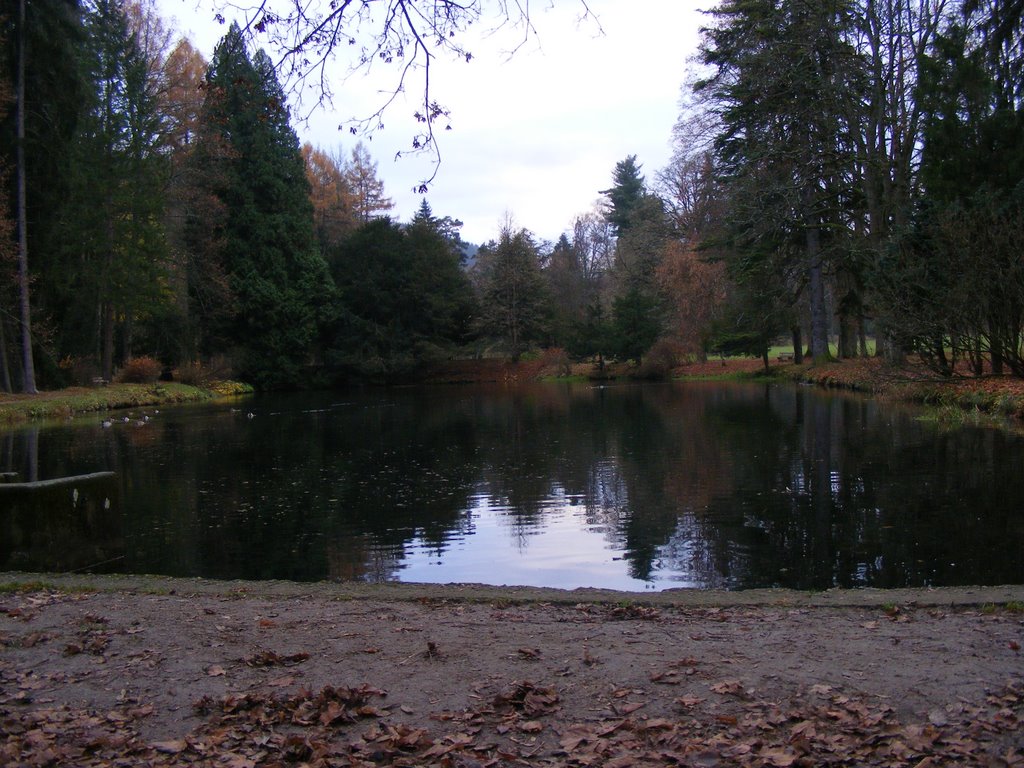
left=552, top=681, right=1023, bottom=767
left=2, top=674, right=1021, bottom=767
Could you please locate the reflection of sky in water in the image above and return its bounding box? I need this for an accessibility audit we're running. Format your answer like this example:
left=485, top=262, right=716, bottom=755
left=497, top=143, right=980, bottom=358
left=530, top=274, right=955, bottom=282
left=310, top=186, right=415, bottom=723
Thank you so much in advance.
left=392, top=492, right=694, bottom=592
left=6, top=383, right=1024, bottom=590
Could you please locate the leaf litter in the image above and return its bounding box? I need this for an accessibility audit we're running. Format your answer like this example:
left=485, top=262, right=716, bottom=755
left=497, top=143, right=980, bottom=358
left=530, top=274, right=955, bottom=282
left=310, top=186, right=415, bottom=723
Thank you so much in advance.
left=1, top=589, right=1022, bottom=766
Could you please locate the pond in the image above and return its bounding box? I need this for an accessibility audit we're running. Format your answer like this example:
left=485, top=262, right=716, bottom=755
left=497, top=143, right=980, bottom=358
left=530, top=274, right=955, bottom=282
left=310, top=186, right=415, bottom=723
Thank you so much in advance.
left=1, top=382, right=1022, bottom=591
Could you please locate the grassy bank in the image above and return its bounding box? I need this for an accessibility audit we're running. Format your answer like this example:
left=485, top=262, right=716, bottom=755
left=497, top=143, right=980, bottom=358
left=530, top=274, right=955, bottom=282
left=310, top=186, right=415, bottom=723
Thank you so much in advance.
left=770, top=357, right=1024, bottom=421
left=0, top=380, right=253, bottom=426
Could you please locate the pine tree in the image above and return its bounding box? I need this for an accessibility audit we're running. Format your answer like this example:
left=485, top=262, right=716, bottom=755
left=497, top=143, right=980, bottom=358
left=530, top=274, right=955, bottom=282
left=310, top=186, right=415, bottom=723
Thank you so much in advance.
left=193, top=23, right=333, bottom=387
left=478, top=226, right=550, bottom=360
left=2, top=0, right=85, bottom=390
left=697, top=0, right=863, bottom=361
left=54, top=0, right=170, bottom=380
left=600, top=155, right=646, bottom=236
left=405, top=200, right=475, bottom=345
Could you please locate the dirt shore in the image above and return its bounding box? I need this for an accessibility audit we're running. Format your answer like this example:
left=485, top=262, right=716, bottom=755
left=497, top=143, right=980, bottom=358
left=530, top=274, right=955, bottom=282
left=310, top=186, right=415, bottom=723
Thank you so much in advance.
left=2, top=575, right=1022, bottom=767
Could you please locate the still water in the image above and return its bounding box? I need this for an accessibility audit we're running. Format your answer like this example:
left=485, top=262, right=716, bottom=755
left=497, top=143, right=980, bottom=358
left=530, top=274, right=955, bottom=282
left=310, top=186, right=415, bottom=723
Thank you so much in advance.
left=1, top=382, right=1022, bottom=591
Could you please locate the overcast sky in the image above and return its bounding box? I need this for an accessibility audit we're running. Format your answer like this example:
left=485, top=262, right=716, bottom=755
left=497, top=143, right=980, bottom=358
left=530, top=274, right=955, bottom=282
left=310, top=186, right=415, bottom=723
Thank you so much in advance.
left=157, top=0, right=710, bottom=245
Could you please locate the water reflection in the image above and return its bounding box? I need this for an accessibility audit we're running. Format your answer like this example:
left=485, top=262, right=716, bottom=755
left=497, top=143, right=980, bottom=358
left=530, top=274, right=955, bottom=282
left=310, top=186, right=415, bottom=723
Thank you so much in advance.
left=1, top=383, right=1022, bottom=590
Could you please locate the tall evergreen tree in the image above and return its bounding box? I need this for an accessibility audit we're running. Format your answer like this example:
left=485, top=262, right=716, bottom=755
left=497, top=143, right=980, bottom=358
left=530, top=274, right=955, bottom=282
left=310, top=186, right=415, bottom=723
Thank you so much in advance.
left=478, top=226, right=550, bottom=360
left=600, top=157, right=671, bottom=363
left=55, top=0, right=170, bottom=380
left=697, top=0, right=863, bottom=361
left=405, top=200, right=475, bottom=347
left=2, top=0, right=84, bottom=390
left=190, top=23, right=333, bottom=387
left=326, top=210, right=474, bottom=380
left=885, top=0, right=1024, bottom=375
left=600, top=155, right=646, bottom=236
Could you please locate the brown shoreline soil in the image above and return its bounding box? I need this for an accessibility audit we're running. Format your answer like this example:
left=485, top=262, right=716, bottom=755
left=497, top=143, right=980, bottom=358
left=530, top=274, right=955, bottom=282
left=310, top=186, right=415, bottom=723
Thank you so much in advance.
left=2, top=577, right=1022, bottom=766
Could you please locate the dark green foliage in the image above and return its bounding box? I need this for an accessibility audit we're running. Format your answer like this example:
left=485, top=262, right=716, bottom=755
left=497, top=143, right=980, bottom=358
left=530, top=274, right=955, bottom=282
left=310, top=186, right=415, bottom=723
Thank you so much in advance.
left=54, top=0, right=171, bottom=380
left=568, top=301, right=612, bottom=366
left=601, top=155, right=646, bottom=236
left=191, top=24, right=333, bottom=388
left=877, top=0, right=1024, bottom=376
left=477, top=227, right=551, bottom=360
left=697, top=0, right=862, bottom=361
left=545, top=233, right=589, bottom=349
left=0, top=0, right=85, bottom=389
left=600, top=155, right=671, bottom=364
left=708, top=281, right=791, bottom=370
left=326, top=213, right=475, bottom=380
left=0, top=1, right=84, bottom=262
left=611, top=287, right=662, bottom=364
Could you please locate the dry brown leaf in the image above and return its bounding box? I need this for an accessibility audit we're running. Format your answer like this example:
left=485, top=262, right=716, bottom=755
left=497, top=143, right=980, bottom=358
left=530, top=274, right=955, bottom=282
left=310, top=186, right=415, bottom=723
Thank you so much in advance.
left=710, top=679, right=747, bottom=696
left=152, top=739, right=188, bottom=754
left=206, top=665, right=226, bottom=677
left=675, top=695, right=704, bottom=709
left=759, top=747, right=798, bottom=766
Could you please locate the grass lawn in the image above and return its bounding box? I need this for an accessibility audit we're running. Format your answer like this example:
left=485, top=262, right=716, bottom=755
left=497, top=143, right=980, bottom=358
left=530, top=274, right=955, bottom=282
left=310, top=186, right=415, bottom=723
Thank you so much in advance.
left=0, top=381, right=251, bottom=426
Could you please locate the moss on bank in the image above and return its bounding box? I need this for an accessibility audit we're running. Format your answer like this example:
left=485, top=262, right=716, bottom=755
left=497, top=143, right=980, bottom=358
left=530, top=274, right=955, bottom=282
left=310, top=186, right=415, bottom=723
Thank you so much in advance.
left=0, top=381, right=253, bottom=426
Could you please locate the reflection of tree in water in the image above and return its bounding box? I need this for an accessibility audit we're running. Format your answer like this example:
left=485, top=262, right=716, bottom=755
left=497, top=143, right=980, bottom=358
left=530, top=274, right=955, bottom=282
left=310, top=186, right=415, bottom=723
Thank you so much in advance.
left=607, top=384, right=755, bottom=583
left=10, top=383, right=1024, bottom=588
left=182, top=392, right=484, bottom=581
left=469, top=384, right=742, bottom=582
left=695, top=389, right=1024, bottom=589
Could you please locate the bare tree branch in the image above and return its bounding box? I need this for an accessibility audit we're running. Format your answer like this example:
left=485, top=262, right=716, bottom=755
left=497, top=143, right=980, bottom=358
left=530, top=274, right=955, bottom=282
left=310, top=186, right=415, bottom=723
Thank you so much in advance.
left=206, top=0, right=599, bottom=189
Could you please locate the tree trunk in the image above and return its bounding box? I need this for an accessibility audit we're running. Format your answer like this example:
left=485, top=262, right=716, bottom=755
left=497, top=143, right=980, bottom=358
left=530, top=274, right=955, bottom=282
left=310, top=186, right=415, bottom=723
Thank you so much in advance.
left=835, top=270, right=859, bottom=359
left=0, top=315, right=12, bottom=392
left=102, top=301, right=115, bottom=382
left=124, top=311, right=133, bottom=361
left=16, top=0, right=38, bottom=394
left=990, top=324, right=1003, bottom=375
left=791, top=325, right=804, bottom=364
left=806, top=226, right=830, bottom=362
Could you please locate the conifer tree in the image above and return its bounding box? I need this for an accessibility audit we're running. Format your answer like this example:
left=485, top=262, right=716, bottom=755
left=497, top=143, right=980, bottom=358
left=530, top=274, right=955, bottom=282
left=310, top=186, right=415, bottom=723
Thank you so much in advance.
left=192, top=23, right=333, bottom=387
left=52, top=0, right=169, bottom=380
left=697, top=0, right=862, bottom=361
left=2, top=0, right=84, bottom=390
left=600, top=155, right=646, bottom=237
left=478, top=226, right=550, bottom=360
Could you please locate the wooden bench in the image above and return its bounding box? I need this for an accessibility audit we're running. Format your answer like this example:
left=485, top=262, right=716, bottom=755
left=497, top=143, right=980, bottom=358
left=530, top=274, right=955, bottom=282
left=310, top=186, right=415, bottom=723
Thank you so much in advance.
left=777, top=353, right=794, bottom=363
